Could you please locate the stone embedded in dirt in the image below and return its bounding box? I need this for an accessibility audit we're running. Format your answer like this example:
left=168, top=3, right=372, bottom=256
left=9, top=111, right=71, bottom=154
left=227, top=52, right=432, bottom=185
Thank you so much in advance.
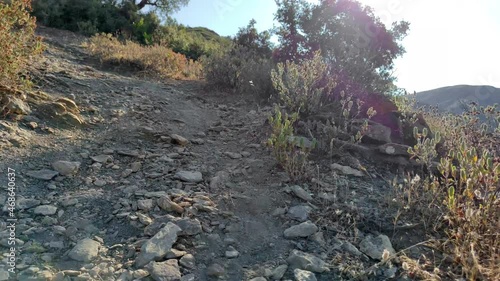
left=122, top=169, right=133, bottom=178
left=52, top=160, right=81, bottom=176
left=91, top=154, right=113, bottom=163
left=359, top=234, right=396, bottom=260
left=284, top=221, right=318, bottom=238
left=272, top=207, right=287, bottom=217
left=341, top=241, right=363, bottom=257
left=331, top=163, right=364, bottom=177
left=287, top=250, right=329, bottom=273
left=17, top=198, right=41, bottom=210
left=137, top=199, right=154, bottom=211
left=117, top=150, right=140, bottom=157
left=249, top=278, right=267, bottom=281
left=224, top=152, right=242, bottom=159
left=176, top=218, right=202, bottom=236
left=166, top=249, right=187, bottom=259
left=271, top=264, right=288, bottom=280
left=181, top=273, right=195, bottom=281
left=174, top=171, right=203, bottom=183
left=94, top=179, right=106, bottom=187
left=290, top=185, right=313, bottom=201
left=68, top=238, right=100, bottom=262
left=26, top=169, right=59, bottom=180
left=318, top=192, right=336, bottom=202
left=191, top=138, right=205, bottom=145
left=294, top=269, right=317, bottom=281
left=131, top=162, right=142, bottom=172
left=137, top=213, right=153, bottom=226
left=353, top=119, right=392, bottom=144
left=179, top=254, right=195, bottom=269
left=311, top=232, right=326, bottom=246
left=210, top=170, right=230, bottom=190
left=3, top=96, right=32, bottom=115
left=378, top=143, right=410, bottom=156
left=225, top=246, right=239, bottom=258
left=157, top=197, right=184, bottom=214
left=33, top=205, right=57, bottom=215
left=135, top=222, right=182, bottom=267
left=206, top=263, right=225, bottom=278
left=146, top=259, right=181, bottom=281
left=288, top=205, right=313, bottom=222
left=171, top=134, right=189, bottom=146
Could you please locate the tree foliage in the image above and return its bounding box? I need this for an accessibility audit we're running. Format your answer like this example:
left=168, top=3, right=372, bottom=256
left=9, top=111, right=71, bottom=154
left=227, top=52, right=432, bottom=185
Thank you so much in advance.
left=274, top=0, right=410, bottom=96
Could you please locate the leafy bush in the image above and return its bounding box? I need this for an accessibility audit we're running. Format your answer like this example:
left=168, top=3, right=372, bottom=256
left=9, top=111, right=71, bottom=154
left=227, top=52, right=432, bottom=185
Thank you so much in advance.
left=202, top=44, right=274, bottom=98
left=86, top=33, right=202, bottom=80
left=0, top=0, right=43, bottom=89
left=394, top=99, right=500, bottom=280
left=153, top=24, right=230, bottom=60
left=267, top=106, right=315, bottom=182
left=271, top=51, right=335, bottom=116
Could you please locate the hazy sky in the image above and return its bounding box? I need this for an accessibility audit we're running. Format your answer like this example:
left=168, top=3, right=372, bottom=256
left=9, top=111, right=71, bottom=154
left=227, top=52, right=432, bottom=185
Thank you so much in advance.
left=173, top=0, right=500, bottom=92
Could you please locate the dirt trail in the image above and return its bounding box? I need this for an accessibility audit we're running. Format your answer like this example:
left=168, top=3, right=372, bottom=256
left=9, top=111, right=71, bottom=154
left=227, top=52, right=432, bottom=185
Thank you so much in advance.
left=0, top=27, right=426, bottom=281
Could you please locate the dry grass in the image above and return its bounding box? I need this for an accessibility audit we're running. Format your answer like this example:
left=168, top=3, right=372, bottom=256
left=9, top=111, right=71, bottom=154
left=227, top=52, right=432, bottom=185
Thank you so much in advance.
left=85, top=33, right=203, bottom=80
left=392, top=99, right=500, bottom=280
left=0, top=0, right=43, bottom=89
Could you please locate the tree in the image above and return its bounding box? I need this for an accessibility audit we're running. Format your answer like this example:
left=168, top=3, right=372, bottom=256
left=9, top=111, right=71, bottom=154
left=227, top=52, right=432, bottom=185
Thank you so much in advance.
left=274, top=0, right=410, bottom=96
left=132, top=0, right=189, bottom=15
left=234, top=19, right=273, bottom=58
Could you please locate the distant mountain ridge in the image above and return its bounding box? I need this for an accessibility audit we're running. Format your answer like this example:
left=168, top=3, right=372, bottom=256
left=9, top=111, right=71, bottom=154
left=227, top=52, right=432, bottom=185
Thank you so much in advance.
left=414, top=85, right=500, bottom=114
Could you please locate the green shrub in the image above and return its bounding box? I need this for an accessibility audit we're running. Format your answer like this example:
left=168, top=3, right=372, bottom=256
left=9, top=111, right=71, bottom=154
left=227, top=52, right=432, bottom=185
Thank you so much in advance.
left=271, top=51, right=335, bottom=117
left=267, top=106, right=316, bottom=182
left=0, top=0, right=43, bottom=89
left=202, top=44, right=274, bottom=98
left=396, top=99, right=500, bottom=280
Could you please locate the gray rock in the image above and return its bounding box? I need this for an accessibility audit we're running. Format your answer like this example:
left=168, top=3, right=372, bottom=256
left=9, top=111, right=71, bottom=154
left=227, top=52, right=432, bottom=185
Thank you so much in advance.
left=225, top=246, right=239, bottom=258
left=224, top=152, right=242, bottom=159
left=171, top=134, right=189, bottom=146
left=176, top=218, right=202, bottom=236
left=135, top=222, right=182, bottom=267
left=288, top=205, right=312, bottom=222
left=0, top=268, right=10, bottom=281
left=90, top=154, right=113, bottom=163
left=33, top=205, right=57, bottom=215
left=290, top=186, right=313, bottom=201
left=137, top=199, right=154, bottom=211
left=147, top=259, right=181, bottom=281
left=284, top=221, right=318, bottom=238
left=271, top=264, right=288, bottom=280
left=354, top=119, right=392, bottom=144
left=17, top=198, right=41, bottom=210
left=249, top=278, right=267, bottom=281
left=331, top=163, right=364, bottom=177
left=181, top=274, right=195, bottom=281
left=52, top=161, right=81, bottom=176
left=294, top=269, right=317, bottom=281
left=206, top=263, right=224, bottom=277
left=174, top=171, right=203, bottom=183
left=68, top=238, right=100, bottom=262
left=157, top=197, right=184, bottom=214
left=26, top=169, right=58, bottom=180
left=378, top=143, right=410, bottom=156
left=359, top=234, right=396, bottom=260
left=341, top=241, right=363, bottom=257
left=287, top=250, right=329, bottom=273
left=179, top=254, right=195, bottom=269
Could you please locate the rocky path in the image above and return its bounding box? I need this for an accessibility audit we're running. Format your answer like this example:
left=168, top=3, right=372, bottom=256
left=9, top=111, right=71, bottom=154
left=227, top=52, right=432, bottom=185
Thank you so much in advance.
left=0, top=27, right=420, bottom=281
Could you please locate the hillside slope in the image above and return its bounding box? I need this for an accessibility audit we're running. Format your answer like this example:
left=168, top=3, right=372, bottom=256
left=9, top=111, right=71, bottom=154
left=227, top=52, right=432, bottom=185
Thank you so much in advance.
left=415, top=85, right=500, bottom=114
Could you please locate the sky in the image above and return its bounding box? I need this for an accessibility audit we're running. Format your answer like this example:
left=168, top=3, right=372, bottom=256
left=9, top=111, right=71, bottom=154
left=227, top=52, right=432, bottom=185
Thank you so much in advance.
left=173, top=0, right=500, bottom=92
